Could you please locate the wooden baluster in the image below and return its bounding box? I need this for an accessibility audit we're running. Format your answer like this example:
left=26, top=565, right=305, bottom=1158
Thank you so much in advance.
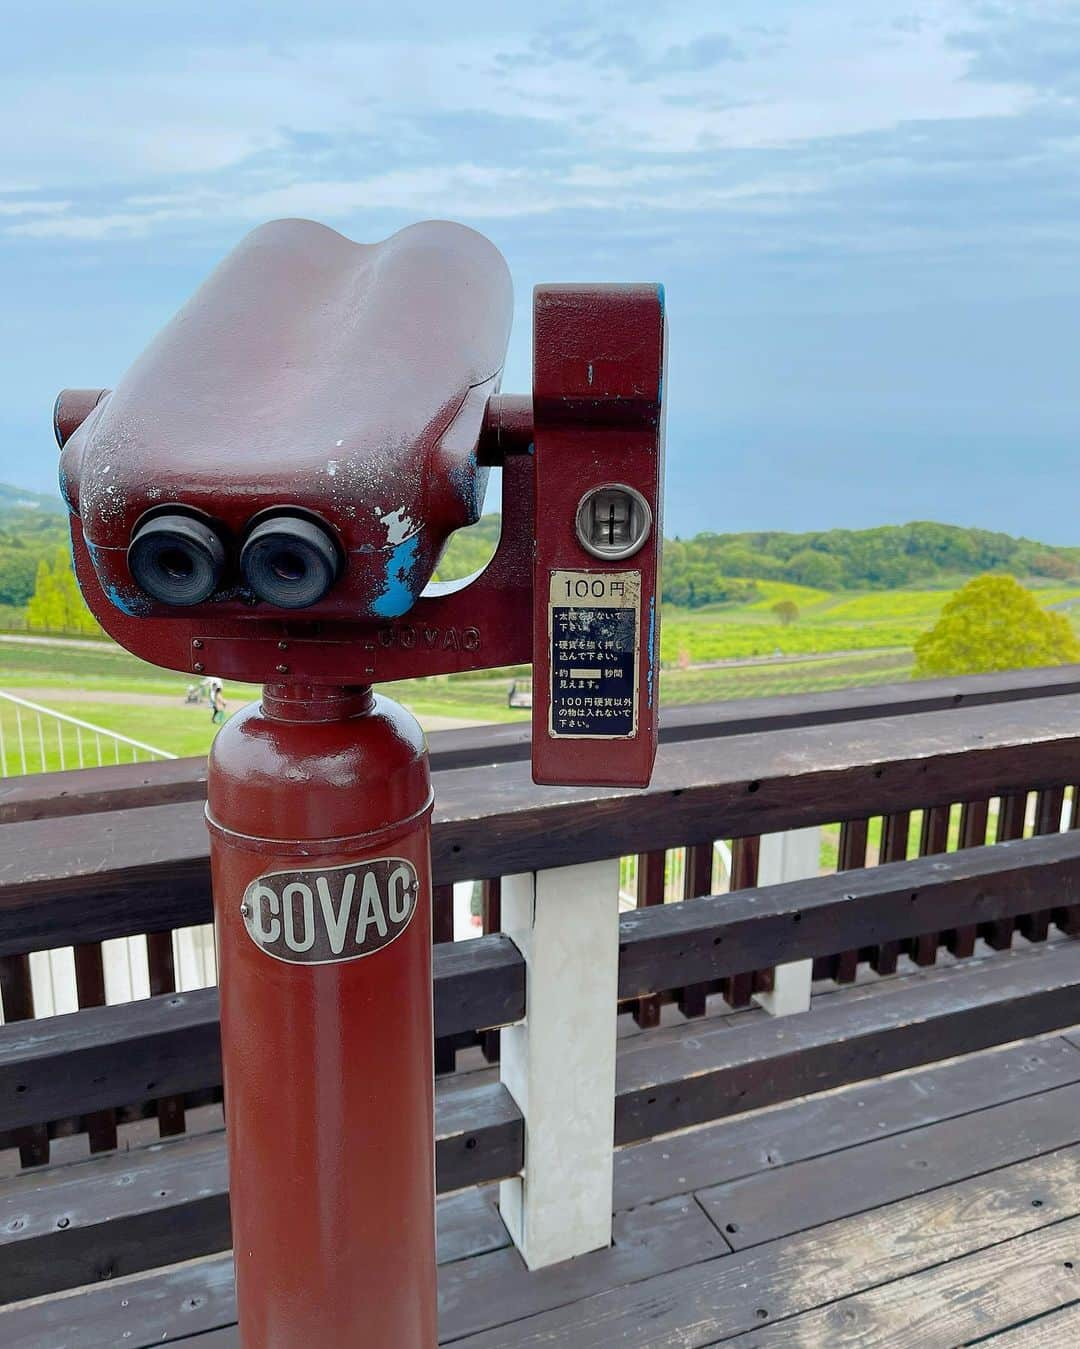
left=948, top=801, right=990, bottom=957
left=676, top=843, right=713, bottom=1017
left=633, top=851, right=666, bottom=1029
left=911, top=805, right=951, bottom=966
left=73, top=944, right=118, bottom=1151
left=724, top=837, right=759, bottom=1008
left=480, top=878, right=502, bottom=1062
left=1057, top=787, right=1080, bottom=936
left=871, top=811, right=910, bottom=974
left=983, top=793, right=1028, bottom=949
left=433, top=883, right=456, bottom=1074
left=831, top=819, right=869, bottom=983
left=146, top=932, right=186, bottom=1137
left=1018, top=787, right=1065, bottom=943
left=0, top=955, right=49, bottom=1166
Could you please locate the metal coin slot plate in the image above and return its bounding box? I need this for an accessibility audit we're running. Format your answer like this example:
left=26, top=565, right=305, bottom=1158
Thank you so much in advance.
left=548, top=570, right=640, bottom=739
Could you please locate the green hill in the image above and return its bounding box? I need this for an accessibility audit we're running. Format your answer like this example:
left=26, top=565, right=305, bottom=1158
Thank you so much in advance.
left=0, top=483, right=68, bottom=609
left=437, top=515, right=1080, bottom=606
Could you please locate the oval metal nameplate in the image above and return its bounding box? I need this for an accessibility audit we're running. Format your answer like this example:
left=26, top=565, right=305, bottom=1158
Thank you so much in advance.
left=241, top=857, right=419, bottom=965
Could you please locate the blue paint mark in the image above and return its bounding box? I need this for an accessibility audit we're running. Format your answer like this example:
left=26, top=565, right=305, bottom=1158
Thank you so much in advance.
left=448, top=454, right=490, bottom=523
left=372, top=533, right=422, bottom=618
left=85, top=542, right=150, bottom=615
left=526, top=441, right=535, bottom=456
left=646, top=594, right=657, bottom=709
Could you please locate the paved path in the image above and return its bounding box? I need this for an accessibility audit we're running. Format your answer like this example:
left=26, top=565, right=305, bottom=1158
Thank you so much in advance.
left=0, top=633, right=112, bottom=651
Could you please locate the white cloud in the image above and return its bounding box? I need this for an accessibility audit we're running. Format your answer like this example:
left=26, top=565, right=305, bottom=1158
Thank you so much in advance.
left=0, top=199, right=71, bottom=217
left=0, top=2, right=1054, bottom=242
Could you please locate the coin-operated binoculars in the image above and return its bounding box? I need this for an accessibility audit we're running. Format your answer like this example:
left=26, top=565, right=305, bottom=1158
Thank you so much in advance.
left=56, top=219, right=666, bottom=1348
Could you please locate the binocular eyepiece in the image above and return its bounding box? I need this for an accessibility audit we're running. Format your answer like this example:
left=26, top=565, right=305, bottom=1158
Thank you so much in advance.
left=239, top=515, right=341, bottom=610
left=127, top=510, right=341, bottom=610
left=127, top=514, right=226, bottom=607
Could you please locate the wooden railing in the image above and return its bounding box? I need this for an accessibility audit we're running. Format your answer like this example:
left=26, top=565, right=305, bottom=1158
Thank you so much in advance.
left=1, top=665, right=1080, bottom=1292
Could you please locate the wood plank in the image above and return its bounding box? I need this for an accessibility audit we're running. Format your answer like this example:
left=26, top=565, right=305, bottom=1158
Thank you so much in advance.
left=0, top=935, right=523, bottom=1134
left=0, top=1252, right=239, bottom=1349
left=7, top=1036, right=1074, bottom=1308
left=676, top=843, right=713, bottom=1017
left=947, top=798, right=990, bottom=956
left=615, top=939, right=1080, bottom=1145
left=613, top=1035, right=1080, bottom=1209
left=0, top=1134, right=508, bottom=1304
left=4, top=935, right=1078, bottom=1178
left=723, top=837, right=759, bottom=1007
left=986, top=790, right=1029, bottom=950
left=698, top=1079, right=1080, bottom=1248
left=446, top=1146, right=1080, bottom=1347
left=871, top=810, right=909, bottom=972
left=433, top=1077, right=523, bottom=1193
left=7, top=695, right=1080, bottom=949
left=910, top=803, right=951, bottom=966
left=721, top=1215, right=1080, bottom=1347
left=826, top=817, right=869, bottom=984
left=438, top=1195, right=727, bottom=1343
left=0, top=952, right=49, bottom=1168
left=72, top=944, right=119, bottom=1153
left=631, top=852, right=665, bottom=1029
left=434, top=883, right=458, bottom=1074
left=9, top=666, right=1080, bottom=825
left=978, top=1301, right=1080, bottom=1346
left=0, top=1194, right=724, bottom=1348
left=617, top=829, right=1080, bottom=999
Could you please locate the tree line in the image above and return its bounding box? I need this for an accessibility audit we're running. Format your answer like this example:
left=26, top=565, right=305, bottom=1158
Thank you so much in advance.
left=436, top=515, right=1079, bottom=607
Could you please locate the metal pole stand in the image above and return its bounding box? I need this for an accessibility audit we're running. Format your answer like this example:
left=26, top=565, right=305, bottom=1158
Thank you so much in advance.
left=206, top=683, right=437, bottom=1347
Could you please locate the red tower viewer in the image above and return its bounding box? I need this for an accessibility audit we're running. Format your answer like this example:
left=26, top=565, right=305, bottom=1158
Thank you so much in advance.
left=57, top=218, right=667, bottom=1347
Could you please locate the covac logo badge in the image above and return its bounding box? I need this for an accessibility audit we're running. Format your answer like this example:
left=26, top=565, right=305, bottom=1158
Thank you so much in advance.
left=241, top=858, right=419, bottom=965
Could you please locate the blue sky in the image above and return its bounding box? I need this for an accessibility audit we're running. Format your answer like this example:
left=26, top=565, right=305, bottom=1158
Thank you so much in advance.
left=0, top=1, right=1076, bottom=540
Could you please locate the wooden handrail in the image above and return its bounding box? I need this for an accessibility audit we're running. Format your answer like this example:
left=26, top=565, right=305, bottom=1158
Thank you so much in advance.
left=3, top=690, right=1080, bottom=958
left=4, top=665, right=1080, bottom=825
left=3, top=831, right=1078, bottom=1138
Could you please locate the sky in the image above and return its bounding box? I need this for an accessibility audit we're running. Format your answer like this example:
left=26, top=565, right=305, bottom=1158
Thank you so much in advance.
left=0, top=0, right=1077, bottom=541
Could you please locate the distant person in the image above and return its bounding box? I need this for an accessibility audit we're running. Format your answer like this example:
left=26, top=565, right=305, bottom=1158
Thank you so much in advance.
left=210, top=679, right=227, bottom=725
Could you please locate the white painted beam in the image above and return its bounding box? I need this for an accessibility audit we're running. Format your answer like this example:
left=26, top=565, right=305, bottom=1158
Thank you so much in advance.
left=753, top=826, right=820, bottom=1017
left=498, top=858, right=620, bottom=1269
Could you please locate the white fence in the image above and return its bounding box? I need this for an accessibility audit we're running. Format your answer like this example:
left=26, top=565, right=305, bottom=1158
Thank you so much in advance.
left=0, top=689, right=176, bottom=776
left=0, top=690, right=216, bottom=1025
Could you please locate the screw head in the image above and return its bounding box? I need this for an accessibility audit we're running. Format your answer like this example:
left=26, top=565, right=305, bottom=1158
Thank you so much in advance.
left=239, top=901, right=251, bottom=919
left=276, top=663, right=289, bottom=674
left=192, top=639, right=204, bottom=650
left=278, top=640, right=289, bottom=651
left=193, top=662, right=205, bottom=674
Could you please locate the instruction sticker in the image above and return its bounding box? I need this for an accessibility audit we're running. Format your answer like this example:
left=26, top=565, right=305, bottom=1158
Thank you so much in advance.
left=549, top=570, right=640, bottom=739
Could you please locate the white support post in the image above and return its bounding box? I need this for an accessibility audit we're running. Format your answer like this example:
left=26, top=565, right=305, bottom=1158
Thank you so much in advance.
left=498, top=858, right=620, bottom=1269
left=753, top=826, right=820, bottom=1017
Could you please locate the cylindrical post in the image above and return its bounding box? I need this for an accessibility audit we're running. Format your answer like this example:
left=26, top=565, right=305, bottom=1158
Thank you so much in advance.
left=206, top=683, right=437, bottom=1348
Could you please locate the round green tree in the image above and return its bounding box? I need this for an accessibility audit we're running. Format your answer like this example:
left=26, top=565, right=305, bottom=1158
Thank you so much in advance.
left=913, top=575, right=1080, bottom=678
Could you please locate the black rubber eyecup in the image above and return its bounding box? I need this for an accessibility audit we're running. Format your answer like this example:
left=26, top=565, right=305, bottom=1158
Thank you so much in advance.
left=240, top=516, right=340, bottom=609
left=127, top=514, right=226, bottom=607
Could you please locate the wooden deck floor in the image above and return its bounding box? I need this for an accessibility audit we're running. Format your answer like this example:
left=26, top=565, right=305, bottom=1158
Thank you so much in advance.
left=4, top=1025, right=1080, bottom=1347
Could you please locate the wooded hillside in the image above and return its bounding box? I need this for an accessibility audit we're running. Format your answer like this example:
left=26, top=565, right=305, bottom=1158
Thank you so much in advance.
left=436, top=515, right=1080, bottom=607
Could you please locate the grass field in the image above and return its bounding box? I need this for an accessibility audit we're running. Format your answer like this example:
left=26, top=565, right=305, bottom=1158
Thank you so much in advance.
left=660, top=578, right=1080, bottom=665
left=2, top=574, right=1077, bottom=770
